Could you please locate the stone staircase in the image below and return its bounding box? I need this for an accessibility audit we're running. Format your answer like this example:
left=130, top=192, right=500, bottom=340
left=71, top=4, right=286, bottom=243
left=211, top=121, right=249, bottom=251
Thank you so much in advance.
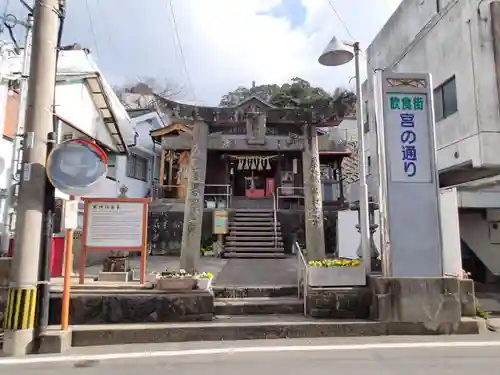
left=213, top=286, right=303, bottom=316
left=223, top=209, right=285, bottom=258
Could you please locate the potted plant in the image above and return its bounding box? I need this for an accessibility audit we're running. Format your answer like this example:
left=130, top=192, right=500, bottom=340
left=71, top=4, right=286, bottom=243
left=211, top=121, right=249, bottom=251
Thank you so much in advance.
left=156, top=269, right=197, bottom=291
left=307, top=258, right=366, bottom=287
left=195, top=272, right=214, bottom=290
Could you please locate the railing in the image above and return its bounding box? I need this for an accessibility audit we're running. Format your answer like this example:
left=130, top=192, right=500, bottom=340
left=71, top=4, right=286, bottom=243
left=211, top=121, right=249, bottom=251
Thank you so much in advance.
left=152, top=183, right=231, bottom=208
left=294, top=241, right=308, bottom=316
left=205, top=184, right=231, bottom=209
left=328, top=127, right=359, bottom=144
left=271, top=191, right=277, bottom=249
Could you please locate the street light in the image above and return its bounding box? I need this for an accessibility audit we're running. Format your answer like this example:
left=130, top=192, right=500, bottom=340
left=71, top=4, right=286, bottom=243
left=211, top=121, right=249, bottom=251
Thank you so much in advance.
left=318, top=36, right=371, bottom=274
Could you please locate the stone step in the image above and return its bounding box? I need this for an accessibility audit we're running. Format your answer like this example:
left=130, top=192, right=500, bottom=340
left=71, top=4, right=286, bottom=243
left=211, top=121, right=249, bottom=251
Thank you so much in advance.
left=214, top=297, right=303, bottom=315
left=226, top=236, right=282, bottom=242
left=229, top=224, right=276, bottom=229
left=226, top=241, right=284, bottom=247
left=69, top=317, right=481, bottom=346
left=224, top=246, right=284, bottom=252
left=229, top=231, right=282, bottom=236
left=213, top=286, right=299, bottom=298
left=233, top=212, right=274, bottom=217
left=233, top=217, right=275, bottom=222
left=231, top=222, right=275, bottom=227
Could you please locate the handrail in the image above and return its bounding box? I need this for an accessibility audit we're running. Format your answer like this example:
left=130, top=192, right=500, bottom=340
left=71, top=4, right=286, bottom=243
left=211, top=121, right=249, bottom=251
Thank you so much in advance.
left=294, top=241, right=308, bottom=316
left=271, top=191, right=277, bottom=249
left=205, top=184, right=231, bottom=208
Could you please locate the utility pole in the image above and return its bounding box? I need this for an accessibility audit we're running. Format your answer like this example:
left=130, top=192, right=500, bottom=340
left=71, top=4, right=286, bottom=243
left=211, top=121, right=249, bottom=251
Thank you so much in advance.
left=2, top=0, right=60, bottom=356
left=0, top=14, right=34, bottom=256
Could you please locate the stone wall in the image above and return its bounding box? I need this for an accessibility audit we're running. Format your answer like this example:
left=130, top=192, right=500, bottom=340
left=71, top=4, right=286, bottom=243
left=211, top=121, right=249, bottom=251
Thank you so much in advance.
left=149, top=211, right=214, bottom=255
left=278, top=210, right=337, bottom=255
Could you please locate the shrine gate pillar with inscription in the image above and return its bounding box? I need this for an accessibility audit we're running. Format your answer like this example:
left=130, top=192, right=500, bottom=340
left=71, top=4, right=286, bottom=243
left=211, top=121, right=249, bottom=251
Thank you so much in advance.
left=302, top=123, right=326, bottom=260
left=180, top=121, right=209, bottom=272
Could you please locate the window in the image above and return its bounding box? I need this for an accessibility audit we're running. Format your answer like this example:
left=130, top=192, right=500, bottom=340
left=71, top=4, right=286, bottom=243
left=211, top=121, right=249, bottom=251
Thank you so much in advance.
left=107, top=154, right=117, bottom=180
left=126, top=154, right=149, bottom=181
left=367, top=156, right=372, bottom=175
left=433, top=76, right=458, bottom=122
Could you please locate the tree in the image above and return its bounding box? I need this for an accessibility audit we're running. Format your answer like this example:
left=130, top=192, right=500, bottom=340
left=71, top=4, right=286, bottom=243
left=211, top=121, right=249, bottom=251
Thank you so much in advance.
left=219, top=77, right=355, bottom=115
left=219, top=81, right=280, bottom=107
left=114, top=76, right=185, bottom=106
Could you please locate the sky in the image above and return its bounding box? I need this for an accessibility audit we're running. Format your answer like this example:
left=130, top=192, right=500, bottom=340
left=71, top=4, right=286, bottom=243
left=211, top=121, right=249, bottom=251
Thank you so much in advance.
left=0, top=0, right=402, bottom=105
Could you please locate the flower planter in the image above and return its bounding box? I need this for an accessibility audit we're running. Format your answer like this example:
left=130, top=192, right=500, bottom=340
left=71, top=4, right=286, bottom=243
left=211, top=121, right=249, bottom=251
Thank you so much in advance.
left=147, top=272, right=160, bottom=283
left=307, top=264, right=366, bottom=287
left=196, top=277, right=213, bottom=290
left=156, top=277, right=197, bottom=291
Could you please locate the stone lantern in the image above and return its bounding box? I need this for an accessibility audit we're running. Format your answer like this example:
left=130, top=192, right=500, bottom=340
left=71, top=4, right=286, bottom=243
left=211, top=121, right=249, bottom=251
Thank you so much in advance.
left=351, top=198, right=381, bottom=272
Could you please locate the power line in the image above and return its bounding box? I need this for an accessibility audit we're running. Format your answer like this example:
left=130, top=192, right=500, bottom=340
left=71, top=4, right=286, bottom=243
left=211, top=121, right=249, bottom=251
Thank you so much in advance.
left=165, top=0, right=196, bottom=101
left=85, top=0, right=101, bottom=60
left=326, top=0, right=355, bottom=40
left=0, top=0, right=11, bottom=34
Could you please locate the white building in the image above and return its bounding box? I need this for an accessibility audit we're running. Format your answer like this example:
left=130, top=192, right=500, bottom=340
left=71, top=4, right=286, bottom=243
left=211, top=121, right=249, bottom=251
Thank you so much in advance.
left=363, top=0, right=500, bottom=282
left=0, top=47, right=163, bottom=245
left=89, top=108, right=164, bottom=199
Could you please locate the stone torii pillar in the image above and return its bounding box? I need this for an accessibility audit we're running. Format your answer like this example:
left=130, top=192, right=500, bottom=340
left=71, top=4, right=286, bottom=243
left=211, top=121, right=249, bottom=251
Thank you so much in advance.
left=180, top=121, right=209, bottom=273
left=302, top=123, right=326, bottom=260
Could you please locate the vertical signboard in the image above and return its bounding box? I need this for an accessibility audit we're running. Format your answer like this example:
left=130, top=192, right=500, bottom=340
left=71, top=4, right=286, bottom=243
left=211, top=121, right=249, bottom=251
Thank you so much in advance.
left=380, top=72, right=442, bottom=277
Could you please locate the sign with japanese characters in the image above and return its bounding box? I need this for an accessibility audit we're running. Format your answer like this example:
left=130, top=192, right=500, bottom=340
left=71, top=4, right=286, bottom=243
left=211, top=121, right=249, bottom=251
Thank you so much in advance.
left=83, top=198, right=148, bottom=248
left=386, top=93, right=433, bottom=183
left=213, top=210, right=229, bottom=235
left=378, top=72, right=442, bottom=278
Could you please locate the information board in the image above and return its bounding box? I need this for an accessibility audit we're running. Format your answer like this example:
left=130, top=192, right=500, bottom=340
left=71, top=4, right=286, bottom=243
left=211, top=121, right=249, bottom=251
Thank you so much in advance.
left=213, top=210, right=228, bottom=235
left=79, top=197, right=149, bottom=284
left=85, top=202, right=145, bottom=248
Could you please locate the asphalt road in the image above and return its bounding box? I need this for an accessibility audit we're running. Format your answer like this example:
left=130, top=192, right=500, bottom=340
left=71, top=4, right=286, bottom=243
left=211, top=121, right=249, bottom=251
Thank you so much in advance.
left=2, top=336, right=500, bottom=374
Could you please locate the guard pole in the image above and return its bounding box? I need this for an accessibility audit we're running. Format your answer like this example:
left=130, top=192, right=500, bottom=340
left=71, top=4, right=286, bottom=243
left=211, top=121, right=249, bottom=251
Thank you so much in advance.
left=2, top=0, right=60, bottom=356
left=61, top=195, right=74, bottom=330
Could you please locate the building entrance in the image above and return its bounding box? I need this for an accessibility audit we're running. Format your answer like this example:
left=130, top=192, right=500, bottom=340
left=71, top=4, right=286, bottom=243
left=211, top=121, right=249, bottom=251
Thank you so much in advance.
left=230, top=155, right=277, bottom=197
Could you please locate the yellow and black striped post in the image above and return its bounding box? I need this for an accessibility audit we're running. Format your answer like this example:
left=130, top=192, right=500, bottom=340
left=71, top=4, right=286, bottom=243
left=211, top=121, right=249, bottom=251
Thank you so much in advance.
left=3, top=287, right=37, bottom=331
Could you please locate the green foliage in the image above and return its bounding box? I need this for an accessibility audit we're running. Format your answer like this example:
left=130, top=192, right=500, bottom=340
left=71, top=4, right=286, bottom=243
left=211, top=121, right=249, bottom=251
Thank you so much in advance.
left=308, top=259, right=362, bottom=268
left=219, top=77, right=356, bottom=113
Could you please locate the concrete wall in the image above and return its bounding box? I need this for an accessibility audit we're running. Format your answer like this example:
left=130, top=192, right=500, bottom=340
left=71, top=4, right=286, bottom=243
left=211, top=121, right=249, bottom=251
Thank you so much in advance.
left=365, top=0, right=500, bottom=189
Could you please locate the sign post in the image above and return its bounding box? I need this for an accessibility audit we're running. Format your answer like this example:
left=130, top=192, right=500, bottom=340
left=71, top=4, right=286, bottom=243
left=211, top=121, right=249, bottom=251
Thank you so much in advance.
left=377, top=72, right=443, bottom=277
left=80, top=197, right=149, bottom=284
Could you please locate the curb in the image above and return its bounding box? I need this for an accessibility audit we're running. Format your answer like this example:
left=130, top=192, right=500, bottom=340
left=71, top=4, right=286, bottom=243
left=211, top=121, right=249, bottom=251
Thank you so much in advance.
left=70, top=319, right=481, bottom=347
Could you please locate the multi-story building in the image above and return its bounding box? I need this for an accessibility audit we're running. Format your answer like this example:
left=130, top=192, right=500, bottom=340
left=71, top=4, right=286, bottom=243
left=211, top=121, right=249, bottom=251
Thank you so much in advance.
left=363, top=0, right=500, bottom=281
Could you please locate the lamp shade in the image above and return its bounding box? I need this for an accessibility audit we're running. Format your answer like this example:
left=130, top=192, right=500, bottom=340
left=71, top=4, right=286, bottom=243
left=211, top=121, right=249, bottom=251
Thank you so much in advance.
left=318, top=36, right=354, bottom=67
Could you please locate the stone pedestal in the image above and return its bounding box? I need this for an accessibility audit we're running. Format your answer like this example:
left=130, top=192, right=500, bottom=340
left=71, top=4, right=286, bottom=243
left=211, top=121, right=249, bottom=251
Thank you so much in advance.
left=180, top=121, right=209, bottom=272
left=302, top=123, right=325, bottom=260
left=369, top=276, right=465, bottom=323
left=102, top=254, right=129, bottom=272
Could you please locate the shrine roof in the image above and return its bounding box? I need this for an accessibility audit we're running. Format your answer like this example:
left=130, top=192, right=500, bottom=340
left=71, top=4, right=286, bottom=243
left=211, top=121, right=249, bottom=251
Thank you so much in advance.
left=153, top=95, right=349, bottom=127
left=235, top=96, right=276, bottom=109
